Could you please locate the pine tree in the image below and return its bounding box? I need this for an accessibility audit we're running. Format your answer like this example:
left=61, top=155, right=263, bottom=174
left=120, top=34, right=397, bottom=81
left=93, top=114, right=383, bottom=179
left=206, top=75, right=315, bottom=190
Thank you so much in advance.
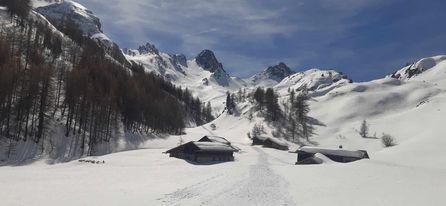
left=264, top=88, right=280, bottom=121
left=226, top=92, right=235, bottom=114
left=295, top=87, right=314, bottom=141
left=359, top=120, right=369, bottom=138
left=253, top=87, right=265, bottom=110
left=1, top=0, right=31, bottom=24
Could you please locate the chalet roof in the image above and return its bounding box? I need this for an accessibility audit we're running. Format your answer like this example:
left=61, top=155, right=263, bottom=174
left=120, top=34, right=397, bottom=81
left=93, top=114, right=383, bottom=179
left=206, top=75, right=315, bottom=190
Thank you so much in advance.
left=295, top=146, right=368, bottom=159
left=193, top=141, right=237, bottom=152
left=199, top=136, right=231, bottom=145
left=166, top=141, right=237, bottom=153
left=264, top=137, right=288, bottom=147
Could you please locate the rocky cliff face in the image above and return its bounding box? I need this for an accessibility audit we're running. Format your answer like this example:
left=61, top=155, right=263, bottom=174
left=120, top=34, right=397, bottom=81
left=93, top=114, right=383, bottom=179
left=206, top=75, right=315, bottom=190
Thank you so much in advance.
left=195, top=50, right=230, bottom=86
left=138, top=42, right=159, bottom=55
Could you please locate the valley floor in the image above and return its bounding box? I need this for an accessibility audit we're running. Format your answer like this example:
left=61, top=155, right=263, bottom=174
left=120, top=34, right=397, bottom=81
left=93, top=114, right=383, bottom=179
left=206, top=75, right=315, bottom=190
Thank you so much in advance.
left=1, top=123, right=445, bottom=206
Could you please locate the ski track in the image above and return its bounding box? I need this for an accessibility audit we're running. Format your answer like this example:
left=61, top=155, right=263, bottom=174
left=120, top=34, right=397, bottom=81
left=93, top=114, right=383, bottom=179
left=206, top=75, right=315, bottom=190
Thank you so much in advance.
left=159, top=146, right=296, bottom=206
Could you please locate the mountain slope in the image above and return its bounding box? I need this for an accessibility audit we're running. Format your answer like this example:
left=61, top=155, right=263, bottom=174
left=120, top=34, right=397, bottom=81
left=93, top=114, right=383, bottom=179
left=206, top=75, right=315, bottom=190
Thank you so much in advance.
left=390, top=55, right=446, bottom=80
left=124, top=44, right=247, bottom=113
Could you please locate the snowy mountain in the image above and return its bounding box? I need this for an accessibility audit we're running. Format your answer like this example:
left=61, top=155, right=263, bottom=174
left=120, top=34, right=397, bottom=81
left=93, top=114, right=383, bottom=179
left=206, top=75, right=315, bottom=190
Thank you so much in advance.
left=35, top=0, right=102, bottom=35
left=35, top=0, right=128, bottom=65
left=124, top=44, right=247, bottom=113
left=248, top=62, right=295, bottom=87
left=195, top=50, right=231, bottom=86
left=390, top=55, right=446, bottom=80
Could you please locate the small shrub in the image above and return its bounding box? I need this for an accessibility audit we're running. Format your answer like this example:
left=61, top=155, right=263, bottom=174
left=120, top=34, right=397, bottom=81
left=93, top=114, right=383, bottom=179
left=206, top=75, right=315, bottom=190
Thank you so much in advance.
left=251, top=123, right=266, bottom=138
left=381, top=133, right=396, bottom=147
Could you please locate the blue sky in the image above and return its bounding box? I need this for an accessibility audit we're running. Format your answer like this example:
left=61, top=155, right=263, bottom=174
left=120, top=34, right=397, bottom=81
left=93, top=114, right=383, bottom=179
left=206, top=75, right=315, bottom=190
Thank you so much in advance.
left=77, top=0, right=446, bottom=81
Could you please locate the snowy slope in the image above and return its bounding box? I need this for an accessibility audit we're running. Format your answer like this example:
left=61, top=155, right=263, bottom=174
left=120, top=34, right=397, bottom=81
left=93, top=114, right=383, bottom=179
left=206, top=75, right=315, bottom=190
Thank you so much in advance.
left=31, top=0, right=62, bottom=8
left=391, top=55, right=446, bottom=80
left=274, top=68, right=352, bottom=98
left=1, top=78, right=446, bottom=206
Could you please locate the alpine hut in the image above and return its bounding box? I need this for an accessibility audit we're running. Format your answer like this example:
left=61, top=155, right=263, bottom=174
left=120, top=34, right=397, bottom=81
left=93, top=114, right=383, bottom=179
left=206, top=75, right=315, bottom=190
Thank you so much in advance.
left=166, top=141, right=237, bottom=163
left=295, top=146, right=369, bottom=164
left=252, top=136, right=289, bottom=151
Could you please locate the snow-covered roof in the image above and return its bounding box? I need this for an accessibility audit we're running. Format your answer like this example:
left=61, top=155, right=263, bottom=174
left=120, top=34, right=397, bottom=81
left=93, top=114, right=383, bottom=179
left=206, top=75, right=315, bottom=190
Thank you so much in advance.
left=264, top=137, right=288, bottom=147
left=166, top=141, right=237, bottom=153
left=193, top=141, right=237, bottom=152
left=199, top=135, right=231, bottom=145
left=296, top=146, right=368, bottom=159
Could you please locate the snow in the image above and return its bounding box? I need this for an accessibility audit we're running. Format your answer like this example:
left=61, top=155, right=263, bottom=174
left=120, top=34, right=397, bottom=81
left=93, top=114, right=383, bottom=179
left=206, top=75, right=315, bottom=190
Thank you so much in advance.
left=31, top=0, right=62, bottom=8
left=36, top=1, right=102, bottom=36
left=189, top=141, right=237, bottom=152
left=274, top=68, right=351, bottom=97
left=2, top=1, right=446, bottom=204
left=391, top=55, right=446, bottom=80
left=297, top=146, right=368, bottom=158
left=200, top=135, right=231, bottom=145
left=2, top=78, right=446, bottom=205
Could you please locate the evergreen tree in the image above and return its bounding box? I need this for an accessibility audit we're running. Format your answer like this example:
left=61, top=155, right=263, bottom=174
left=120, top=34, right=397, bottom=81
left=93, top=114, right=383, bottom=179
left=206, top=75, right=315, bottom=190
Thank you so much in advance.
left=359, top=120, right=369, bottom=138
left=264, top=88, right=281, bottom=121
left=226, top=92, right=235, bottom=114
left=1, top=0, right=31, bottom=23
left=253, top=87, right=265, bottom=110
left=295, top=86, right=314, bottom=141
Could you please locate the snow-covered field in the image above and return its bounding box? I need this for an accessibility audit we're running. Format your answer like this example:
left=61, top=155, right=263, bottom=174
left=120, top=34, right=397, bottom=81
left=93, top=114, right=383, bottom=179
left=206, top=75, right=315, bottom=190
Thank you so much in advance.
left=1, top=92, right=446, bottom=206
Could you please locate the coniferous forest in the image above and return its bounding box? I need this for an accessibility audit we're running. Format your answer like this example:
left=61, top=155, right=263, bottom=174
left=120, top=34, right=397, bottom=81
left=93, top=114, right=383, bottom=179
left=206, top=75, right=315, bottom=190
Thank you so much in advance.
left=0, top=0, right=213, bottom=158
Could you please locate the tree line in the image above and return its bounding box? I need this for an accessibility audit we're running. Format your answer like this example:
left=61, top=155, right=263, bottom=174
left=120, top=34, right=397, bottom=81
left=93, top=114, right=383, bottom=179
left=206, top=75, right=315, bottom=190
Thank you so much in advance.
left=250, top=87, right=315, bottom=143
left=0, top=1, right=213, bottom=157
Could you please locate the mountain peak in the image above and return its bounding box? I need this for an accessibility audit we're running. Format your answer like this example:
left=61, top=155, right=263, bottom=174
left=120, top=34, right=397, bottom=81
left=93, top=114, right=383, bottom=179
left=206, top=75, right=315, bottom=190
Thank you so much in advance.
left=250, top=62, right=295, bottom=85
left=36, top=0, right=102, bottom=35
left=264, top=62, right=294, bottom=80
left=138, top=42, right=159, bottom=55
left=195, top=50, right=229, bottom=86
left=195, top=50, right=225, bottom=73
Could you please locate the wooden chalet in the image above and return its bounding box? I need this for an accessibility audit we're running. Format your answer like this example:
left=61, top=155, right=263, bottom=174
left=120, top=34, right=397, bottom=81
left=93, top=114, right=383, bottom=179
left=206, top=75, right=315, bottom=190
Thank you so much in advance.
left=295, top=146, right=369, bottom=164
left=252, top=136, right=289, bottom=151
left=199, top=135, right=240, bottom=151
left=166, top=141, right=237, bottom=163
